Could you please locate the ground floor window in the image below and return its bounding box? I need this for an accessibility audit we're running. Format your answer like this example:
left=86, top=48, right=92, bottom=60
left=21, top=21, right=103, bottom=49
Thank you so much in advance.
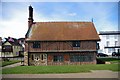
left=108, top=48, right=115, bottom=53
left=34, top=54, right=40, bottom=61
left=53, top=55, right=64, bottom=62
left=31, top=54, right=34, bottom=60
left=70, top=53, right=93, bottom=62
left=31, top=54, right=47, bottom=61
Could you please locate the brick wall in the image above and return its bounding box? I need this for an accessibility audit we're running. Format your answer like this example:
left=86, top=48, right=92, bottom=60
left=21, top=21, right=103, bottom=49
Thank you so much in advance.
left=25, top=41, right=97, bottom=66
left=28, top=41, right=97, bottom=52
left=28, top=52, right=96, bottom=66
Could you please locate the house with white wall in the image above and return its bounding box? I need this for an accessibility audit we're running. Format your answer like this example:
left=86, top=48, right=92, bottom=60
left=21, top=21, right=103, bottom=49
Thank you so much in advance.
left=98, top=31, right=120, bottom=55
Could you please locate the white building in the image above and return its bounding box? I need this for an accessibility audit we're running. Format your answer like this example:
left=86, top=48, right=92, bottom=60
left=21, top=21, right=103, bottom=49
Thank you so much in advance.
left=98, top=31, right=120, bottom=55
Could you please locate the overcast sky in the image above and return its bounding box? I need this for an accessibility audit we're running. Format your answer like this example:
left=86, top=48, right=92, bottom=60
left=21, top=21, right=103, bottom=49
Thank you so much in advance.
left=0, top=0, right=119, bottom=39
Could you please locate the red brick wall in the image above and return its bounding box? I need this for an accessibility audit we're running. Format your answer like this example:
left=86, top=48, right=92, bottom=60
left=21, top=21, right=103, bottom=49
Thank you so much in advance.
left=28, top=41, right=97, bottom=52
left=47, top=52, right=96, bottom=65
left=27, top=41, right=97, bottom=65
left=28, top=52, right=96, bottom=65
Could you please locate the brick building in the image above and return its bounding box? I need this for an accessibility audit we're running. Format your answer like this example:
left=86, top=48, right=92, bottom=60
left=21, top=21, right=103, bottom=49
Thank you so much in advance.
left=24, top=6, right=100, bottom=66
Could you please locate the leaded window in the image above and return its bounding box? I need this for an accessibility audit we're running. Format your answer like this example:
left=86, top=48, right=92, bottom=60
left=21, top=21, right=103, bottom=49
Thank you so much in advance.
left=70, top=53, right=93, bottom=62
left=33, top=41, right=41, bottom=48
left=53, top=55, right=64, bottom=62
left=34, top=54, right=40, bottom=61
left=72, top=41, right=80, bottom=47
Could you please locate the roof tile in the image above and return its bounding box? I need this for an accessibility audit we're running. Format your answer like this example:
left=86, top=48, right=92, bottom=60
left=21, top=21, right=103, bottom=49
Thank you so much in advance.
left=27, top=22, right=100, bottom=41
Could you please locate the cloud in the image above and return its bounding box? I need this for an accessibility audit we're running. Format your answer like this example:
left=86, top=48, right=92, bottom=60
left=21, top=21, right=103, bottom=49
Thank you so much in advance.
left=67, top=13, right=77, bottom=16
left=0, top=17, right=28, bottom=38
left=33, top=6, right=70, bottom=22
left=0, top=3, right=28, bottom=38
left=95, top=19, right=118, bottom=31
left=0, top=2, right=118, bottom=39
left=76, top=2, right=118, bottom=32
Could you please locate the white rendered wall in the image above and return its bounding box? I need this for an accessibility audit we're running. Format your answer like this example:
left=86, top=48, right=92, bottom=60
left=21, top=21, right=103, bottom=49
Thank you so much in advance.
left=98, top=35, right=119, bottom=55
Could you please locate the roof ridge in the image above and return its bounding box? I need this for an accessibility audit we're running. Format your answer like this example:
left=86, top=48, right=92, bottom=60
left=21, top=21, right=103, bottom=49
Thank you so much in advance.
left=34, top=21, right=93, bottom=24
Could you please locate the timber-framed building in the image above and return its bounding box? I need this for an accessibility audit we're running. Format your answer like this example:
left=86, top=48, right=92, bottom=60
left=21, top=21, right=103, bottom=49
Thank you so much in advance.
left=24, top=6, right=100, bottom=66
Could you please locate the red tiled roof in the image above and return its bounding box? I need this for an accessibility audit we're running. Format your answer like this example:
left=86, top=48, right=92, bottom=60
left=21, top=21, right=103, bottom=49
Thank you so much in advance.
left=26, top=22, right=100, bottom=41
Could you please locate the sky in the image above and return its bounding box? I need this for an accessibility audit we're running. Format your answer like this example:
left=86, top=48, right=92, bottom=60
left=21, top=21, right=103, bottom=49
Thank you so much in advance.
left=0, top=1, right=119, bottom=39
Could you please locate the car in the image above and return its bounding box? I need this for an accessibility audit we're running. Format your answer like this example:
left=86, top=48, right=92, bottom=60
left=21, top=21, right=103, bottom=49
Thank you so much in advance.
left=97, top=53, right=108, bottom=57
left=112, top=52, right=120, bottom=56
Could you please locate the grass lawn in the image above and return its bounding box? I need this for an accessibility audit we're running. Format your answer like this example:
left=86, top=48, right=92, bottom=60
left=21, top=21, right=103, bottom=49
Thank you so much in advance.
left=1, top=60, right=21, bottom=67
left=2, top=57, right=120, bottom=74
left=97, top=57, right=120, bottom=64
left=2, top=64, right=119, bottom=74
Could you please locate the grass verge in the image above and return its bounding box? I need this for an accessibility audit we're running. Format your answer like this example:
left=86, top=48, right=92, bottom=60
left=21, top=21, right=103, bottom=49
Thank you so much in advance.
left=2, top=64, right=119, bottom=74
left=1, top=60, right=21, bottom=67
left=97, top=57, right=120, bottom=64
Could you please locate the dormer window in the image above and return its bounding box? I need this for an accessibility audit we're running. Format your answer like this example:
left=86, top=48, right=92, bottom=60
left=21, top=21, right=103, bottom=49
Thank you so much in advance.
left=72, top=41, right=80, bottom=47
left=33, top=41, right=40, bottom=48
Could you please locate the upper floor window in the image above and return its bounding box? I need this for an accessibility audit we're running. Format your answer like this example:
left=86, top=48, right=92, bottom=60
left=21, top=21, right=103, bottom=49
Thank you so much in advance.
left=114, top=35, right=117, bottom=39
left=97, top=43, right=100, bottom=50
left=106, top=35, right=109, bottom=39
left=2, top=45, right=13, bottom=52
left=115, top=41, right=118, bottom=46
left=106, top=41, right=109, bottom=47
left=33, top=41, right=41, bottom=48
left=72, top=41, right=80, bottom=47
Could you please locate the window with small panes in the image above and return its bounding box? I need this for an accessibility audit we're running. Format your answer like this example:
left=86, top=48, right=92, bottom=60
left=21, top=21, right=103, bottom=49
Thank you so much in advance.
left=72, top=41, right=80, bottom=47
left=33, top=41, right=41, bottom=48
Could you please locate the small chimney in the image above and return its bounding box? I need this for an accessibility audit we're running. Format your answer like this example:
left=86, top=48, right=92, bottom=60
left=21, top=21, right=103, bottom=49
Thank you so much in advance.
left=28, top=5, right=34, bottom=28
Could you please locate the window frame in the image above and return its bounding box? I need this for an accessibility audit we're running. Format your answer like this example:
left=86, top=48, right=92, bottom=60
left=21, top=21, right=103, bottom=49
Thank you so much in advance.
left=41, top=54, right=44, bottom=60
left=115, top=41, right=118, bottom=46
left=106, top=35, right=109, bottom=39
left=114, top=35, right=117, bottom=39
left=53, top=55, right=64, bottom=62
left=32, top=41, right=41, bottom=48
left=32, top=54, right=41, bottom=61
left=72, top=41, right=80, bottom=47
left=97, top=43, right=100, bottom=50
left=70, top=53, right=93, bottom=62
left=2, top=45, right=13, bottom=52
left=106, top=41, right=109, bottom=47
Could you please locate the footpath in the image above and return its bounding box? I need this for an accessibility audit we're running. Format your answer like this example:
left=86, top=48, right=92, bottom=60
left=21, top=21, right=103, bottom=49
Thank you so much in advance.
left=2, top=62, right=22, bottom=69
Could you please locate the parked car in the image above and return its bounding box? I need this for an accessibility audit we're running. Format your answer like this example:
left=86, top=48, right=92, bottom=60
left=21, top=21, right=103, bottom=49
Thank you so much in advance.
left=112, top=52, right=120, bottom=56
left=97, top=53, right=108, bottom=57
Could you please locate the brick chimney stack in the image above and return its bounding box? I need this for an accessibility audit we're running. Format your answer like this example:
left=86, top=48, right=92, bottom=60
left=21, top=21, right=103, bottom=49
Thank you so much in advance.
left=28, top=5, right=34, bottom=28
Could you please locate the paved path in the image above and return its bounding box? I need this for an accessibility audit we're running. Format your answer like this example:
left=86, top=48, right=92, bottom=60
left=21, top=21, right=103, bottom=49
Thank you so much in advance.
left=2, top=62, right=22, bottom=69
left=2, top=70, right=119, bottom=78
